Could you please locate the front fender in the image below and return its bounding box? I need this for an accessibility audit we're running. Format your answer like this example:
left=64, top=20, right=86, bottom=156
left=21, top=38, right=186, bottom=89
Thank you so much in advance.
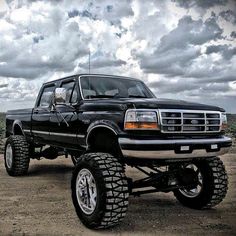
left=87, top=119, right=122, bottom=136
left=86, top=120, right=122, bottom=147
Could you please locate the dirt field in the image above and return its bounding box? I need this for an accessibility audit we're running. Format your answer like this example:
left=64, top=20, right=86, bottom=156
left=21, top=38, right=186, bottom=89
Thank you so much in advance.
left=0, top=151, right=236, bottom=236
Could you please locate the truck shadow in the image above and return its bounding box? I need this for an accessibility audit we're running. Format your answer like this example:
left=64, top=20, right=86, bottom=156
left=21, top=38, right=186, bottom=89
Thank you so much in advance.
left=28, top=164, right=74, bottom=177
left=105, top=197, right=228, bottom=234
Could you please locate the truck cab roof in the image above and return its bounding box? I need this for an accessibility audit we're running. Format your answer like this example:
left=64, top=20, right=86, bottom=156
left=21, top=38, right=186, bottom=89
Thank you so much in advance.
left=43, top=74, right=141, bottom=86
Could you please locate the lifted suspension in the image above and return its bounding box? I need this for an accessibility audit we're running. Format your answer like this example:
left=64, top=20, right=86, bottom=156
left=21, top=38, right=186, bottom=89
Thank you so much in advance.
left=128, top=165, right=199, bottom=197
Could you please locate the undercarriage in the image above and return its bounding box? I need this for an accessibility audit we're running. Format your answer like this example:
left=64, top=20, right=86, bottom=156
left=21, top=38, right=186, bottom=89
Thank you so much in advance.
left=128, top=164, right=199, bottom=196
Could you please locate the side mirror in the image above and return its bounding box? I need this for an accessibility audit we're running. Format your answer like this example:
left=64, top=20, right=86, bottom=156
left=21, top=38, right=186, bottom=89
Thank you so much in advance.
left=54, top=88, right=67, bottom=104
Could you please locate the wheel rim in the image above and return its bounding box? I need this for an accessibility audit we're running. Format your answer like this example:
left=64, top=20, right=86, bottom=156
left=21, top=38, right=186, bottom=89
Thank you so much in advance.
left=6, top=144, right=13, bottom=169
left=179, top=164, right=203, bottom=198
left=76, top=168, right=97, bottom=215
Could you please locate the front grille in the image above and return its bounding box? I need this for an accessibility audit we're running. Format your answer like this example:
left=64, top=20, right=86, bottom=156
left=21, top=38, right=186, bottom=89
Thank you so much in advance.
left=159, top=109, right=222, bottom=133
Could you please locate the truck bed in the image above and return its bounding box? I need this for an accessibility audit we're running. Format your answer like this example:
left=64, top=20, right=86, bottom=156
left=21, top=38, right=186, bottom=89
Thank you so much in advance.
left=6, top=108, right=33, bottom=137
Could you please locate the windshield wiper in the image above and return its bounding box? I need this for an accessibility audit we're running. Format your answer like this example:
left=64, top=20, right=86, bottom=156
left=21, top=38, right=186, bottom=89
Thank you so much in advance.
left=87, top=95, right=147, bottom=99
left=88, top=95, right=115, bottom=99
left=128, top=95, right=147, bottom=98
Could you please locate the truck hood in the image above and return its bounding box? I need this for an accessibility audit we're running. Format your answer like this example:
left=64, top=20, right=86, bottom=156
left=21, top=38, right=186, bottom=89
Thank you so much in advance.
left=80, top=98, right=225, bottom=112
left=126, top=98, right=224, bottom=111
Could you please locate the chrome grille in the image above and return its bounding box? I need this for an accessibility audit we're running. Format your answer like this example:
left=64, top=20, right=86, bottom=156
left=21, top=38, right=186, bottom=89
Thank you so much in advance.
left=159, top=109, right=222, bottom=133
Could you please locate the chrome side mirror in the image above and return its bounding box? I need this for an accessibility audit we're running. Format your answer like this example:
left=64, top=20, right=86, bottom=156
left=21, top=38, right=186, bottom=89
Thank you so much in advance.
left=54, top=88, right=67, bottom=104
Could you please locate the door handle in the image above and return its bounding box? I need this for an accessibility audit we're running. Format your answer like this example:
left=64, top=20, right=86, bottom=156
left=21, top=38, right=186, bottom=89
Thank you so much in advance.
left=34, top=109, right=39, bottom=114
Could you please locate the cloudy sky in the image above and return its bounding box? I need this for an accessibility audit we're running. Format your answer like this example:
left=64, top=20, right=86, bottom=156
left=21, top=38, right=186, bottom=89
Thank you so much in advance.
left=0, top=0, right=236, bottom=112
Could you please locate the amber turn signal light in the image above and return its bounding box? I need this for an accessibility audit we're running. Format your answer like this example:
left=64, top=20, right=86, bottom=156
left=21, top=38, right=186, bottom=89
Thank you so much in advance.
left=124, top=122, right=158, bottom=129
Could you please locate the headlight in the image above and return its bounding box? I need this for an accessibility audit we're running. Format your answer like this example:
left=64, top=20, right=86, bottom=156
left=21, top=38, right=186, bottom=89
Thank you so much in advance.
left=124, top=110, right=159, bottom=130
left=221, top=112, right=227, bottom=131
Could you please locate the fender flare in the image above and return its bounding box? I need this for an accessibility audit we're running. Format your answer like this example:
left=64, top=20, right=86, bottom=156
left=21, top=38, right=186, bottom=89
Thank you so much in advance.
left=86, top=120, right=121, bottom=147
left=12, top=120, right=24, bottom=135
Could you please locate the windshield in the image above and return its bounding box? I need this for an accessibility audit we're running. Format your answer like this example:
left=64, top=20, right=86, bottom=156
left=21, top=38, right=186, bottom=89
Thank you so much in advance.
left=80, top=76, right=155, bottom=99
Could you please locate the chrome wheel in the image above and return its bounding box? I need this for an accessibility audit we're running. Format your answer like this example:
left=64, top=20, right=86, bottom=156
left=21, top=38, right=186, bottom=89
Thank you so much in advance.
left=179, top=164, right=203, bottom=198
left=6, top=144, right=13, bottom=169
left=76, top=168, right=97, bottom=215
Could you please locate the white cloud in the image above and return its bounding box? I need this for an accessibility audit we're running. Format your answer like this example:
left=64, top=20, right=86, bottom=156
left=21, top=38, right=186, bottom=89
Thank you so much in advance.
left=0, top=0, right=236, bottom=112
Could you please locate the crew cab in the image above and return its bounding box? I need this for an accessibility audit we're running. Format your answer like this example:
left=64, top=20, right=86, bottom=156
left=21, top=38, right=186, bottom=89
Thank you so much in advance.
left=4, top=74, right=232, bottom=229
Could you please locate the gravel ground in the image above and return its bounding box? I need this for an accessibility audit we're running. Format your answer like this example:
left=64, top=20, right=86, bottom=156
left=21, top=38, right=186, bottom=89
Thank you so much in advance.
left=0, top=151, right=236, bottom=236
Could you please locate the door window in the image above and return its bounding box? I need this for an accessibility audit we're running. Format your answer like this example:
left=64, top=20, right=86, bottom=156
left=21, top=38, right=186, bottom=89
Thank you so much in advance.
left=38, top=85, right=55, bottom=108
left=61, top=81, right=77, bottom=103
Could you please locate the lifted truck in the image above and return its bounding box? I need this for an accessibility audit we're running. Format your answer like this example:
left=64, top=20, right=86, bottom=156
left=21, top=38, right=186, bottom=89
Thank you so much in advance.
left=4, top=74, right=232, bottom=229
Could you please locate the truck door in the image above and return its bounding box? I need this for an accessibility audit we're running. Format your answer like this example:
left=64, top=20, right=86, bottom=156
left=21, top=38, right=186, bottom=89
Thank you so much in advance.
left=49, top=79, right=80, bottom=147
left=31, top=84, right=55, bottom=144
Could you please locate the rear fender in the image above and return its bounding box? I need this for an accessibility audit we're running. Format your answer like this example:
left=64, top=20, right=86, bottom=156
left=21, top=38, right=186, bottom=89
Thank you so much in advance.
left=12, top=120, right=24, bottom=136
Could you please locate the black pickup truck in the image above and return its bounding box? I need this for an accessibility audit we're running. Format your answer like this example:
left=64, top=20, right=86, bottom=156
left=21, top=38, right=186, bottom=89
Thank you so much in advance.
left=4, top=74, right=232, bottom=229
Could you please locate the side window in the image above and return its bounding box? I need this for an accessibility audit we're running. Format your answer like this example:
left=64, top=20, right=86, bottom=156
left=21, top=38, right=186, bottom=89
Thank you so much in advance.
left=38, top=85, right=55, bottom=108
left=61, top=81, right=77, bottom=103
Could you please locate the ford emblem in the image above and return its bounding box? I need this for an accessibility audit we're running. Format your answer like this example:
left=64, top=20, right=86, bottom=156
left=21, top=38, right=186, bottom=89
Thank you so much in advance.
left=191, top=120, right=198, bottom=125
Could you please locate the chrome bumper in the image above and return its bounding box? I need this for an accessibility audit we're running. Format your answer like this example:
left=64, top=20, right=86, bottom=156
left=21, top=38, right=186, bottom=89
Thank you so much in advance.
left=118, top=136, right=232, bottom=159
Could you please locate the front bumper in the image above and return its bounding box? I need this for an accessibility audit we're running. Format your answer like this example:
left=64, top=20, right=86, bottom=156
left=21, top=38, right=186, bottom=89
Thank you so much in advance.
left=119, top=136, right=232, bottom=159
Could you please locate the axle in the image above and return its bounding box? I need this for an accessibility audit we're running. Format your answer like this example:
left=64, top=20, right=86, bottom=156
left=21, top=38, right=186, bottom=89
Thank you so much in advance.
left=128, top=166, right=199, bottom=196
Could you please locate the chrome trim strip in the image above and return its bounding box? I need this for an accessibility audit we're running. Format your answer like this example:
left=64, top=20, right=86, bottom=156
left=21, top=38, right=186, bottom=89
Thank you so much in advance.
left=159, top=109, right=223, bottom=114
left=32, top=130, right=49, bottom=135
left=121, top=147, right=230, bottom=159
left=24, top=130, right=82, bottom=138
left=119, top=136, right=232, bottom=145
left=23, top=129, right=31, bottom=133
left=50, top=132, right=77, bottom=138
